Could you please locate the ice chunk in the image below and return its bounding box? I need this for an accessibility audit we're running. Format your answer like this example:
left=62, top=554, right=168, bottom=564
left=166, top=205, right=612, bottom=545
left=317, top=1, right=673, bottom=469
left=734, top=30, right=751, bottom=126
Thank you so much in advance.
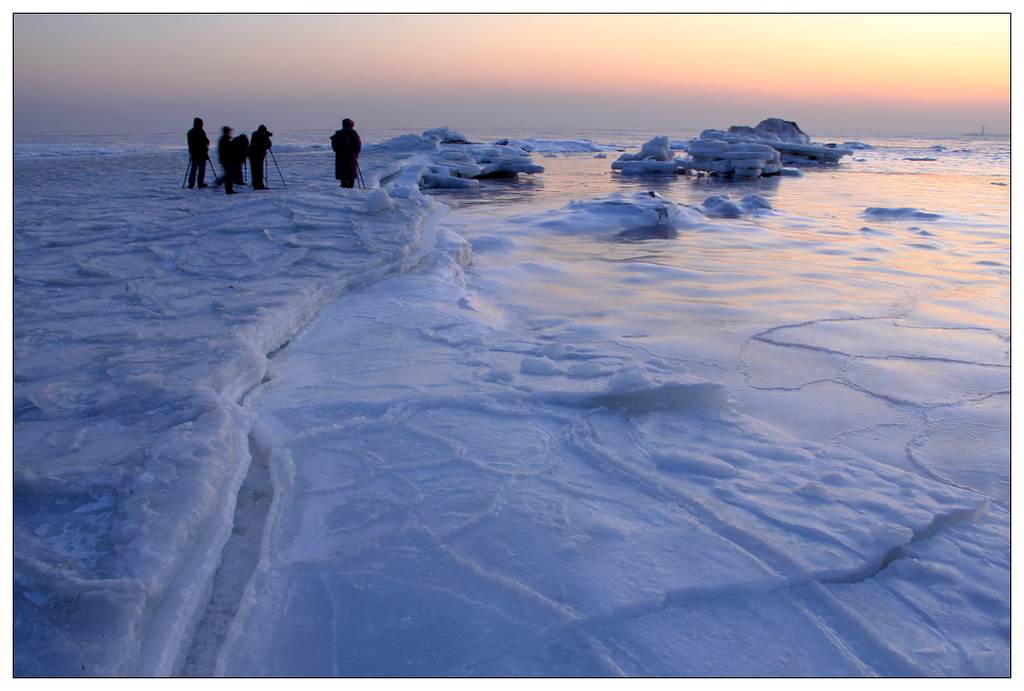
left=611, top=159, right=680, bottom=175
left=692, top=117, right=852, bottom=167
left=373, top=130, right=545, bottom=191
left=525, top=192, right=705, bottom=236
left=493, top=138, right=615, bottom=153
left=676, top=139, right=782, bottom=179
left=741, top=195, right=773, bottom=212
left=751, top=117, right=811, bottom=144
left=699, top=194, right=773, bottom=218
left=638, top=135, right=673, bottom=161
left=701, top=196, right=745, bottom=218
left=365, top=187, right=394, bottom=212
left=422, top=127, right=470, bottom=144
left=374, top=133, right=441, bottom=153
left=863, top=207, right=942, bottom=221
left=611, top=136, right=686, bottom=175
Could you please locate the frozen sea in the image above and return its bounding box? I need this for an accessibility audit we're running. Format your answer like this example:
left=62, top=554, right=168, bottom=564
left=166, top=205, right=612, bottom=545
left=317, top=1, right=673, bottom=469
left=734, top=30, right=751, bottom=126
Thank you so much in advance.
left=14, top=125, right=1009, bottom=676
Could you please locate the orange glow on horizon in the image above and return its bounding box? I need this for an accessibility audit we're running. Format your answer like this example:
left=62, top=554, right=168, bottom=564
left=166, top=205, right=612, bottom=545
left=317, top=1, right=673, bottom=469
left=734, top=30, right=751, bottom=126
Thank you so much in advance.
left=15, top=13, right=1009, bottom=134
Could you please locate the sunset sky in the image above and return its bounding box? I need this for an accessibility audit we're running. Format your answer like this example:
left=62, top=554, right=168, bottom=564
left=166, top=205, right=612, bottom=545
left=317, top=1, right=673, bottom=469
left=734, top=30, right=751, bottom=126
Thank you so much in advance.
left=14, top=13, right=1010, bottom=136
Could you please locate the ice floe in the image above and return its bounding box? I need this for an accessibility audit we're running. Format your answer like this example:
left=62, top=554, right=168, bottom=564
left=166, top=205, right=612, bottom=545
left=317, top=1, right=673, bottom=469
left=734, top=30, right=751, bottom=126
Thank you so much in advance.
left=694, top=118, right=853, bottom=166
left=863, top=207, right=942, bottom=221
left=613, top=119, right=850, bottom=179
left=369, top=128, right=545, bottom=191
left=518, top=191, right=706, bottom=237
left=701, top=194, right=773, bottom=218
left=493, top=137, right=617, bottom=153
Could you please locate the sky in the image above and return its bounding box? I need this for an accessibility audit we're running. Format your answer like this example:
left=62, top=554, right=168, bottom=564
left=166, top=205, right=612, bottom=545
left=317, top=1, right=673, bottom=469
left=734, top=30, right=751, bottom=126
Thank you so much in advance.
left=13, top=13, right=1010, bottom=136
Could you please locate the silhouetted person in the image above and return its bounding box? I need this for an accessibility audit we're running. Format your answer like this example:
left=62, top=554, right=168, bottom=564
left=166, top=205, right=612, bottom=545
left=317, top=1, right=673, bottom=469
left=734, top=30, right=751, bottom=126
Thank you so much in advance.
left=215, top=126, right=237, bottom=195
left=186, top=117, right=209, bottom=189
left=331, top=118, right=361, bottom=188
left=231, top=134, right=250, bottom=185
left=250, top=125, right=272, bottom=190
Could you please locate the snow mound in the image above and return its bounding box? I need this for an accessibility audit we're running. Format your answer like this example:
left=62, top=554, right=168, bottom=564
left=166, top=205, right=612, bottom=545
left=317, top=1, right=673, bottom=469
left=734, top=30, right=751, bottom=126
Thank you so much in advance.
left=365, top=187, right=394, bottom=212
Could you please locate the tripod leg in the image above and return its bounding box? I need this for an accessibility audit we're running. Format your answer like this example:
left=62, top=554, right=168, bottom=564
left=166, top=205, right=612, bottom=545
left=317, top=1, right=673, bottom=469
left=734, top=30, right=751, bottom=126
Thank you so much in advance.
left=270, top=151, right=286, bottom=186
left=207, top=156, right=218, bottom=179
left=182, top=157, right=191, bottom=189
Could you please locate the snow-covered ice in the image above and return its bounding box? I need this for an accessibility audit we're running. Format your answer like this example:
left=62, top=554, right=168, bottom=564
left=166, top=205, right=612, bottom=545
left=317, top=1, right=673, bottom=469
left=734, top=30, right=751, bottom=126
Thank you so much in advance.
left=14, top=141, right=440, bottom=675
left=612, top=119, right=848, bottom=179
left=367, top=128, right=545, bottom=190
left=863, top=207, right=942, bottom=221
left=14, top=127, right=1009, bottom=677
left=493, top=137, right=618, bottom=153
left=696, top=118, right=853, bottom=167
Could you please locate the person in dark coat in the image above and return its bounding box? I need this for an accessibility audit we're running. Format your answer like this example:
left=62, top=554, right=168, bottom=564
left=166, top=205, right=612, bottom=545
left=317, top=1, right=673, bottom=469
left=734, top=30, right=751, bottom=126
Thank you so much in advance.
left=186, top=117, right=209, bottom=189
left=230, top=134, right=249, bottom=186
left=330, top=118, right=361, bottom=188
left=215, top=126, right=236, bottom=195
left=249, top=125, right=272, bottom=190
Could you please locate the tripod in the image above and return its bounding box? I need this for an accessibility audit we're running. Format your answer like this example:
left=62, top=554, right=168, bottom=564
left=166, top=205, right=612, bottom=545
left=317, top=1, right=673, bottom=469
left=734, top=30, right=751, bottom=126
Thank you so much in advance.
left=182, top=156, right=218, bottom=188
left=269, top=150, right=286, bottom=186
left=356, top=161, right=367, bottom=190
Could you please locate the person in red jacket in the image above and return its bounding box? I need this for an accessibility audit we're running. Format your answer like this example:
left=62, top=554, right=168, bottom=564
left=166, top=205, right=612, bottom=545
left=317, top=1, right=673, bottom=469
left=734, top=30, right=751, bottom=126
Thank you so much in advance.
left=330, top=118, right=361, bottom=188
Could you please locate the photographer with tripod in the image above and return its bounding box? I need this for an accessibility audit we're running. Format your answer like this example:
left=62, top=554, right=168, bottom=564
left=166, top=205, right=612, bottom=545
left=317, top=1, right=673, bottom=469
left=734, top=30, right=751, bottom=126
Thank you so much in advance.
left=214, top=126, right=237, bottom=195
left=330, top=118, right=361, bottom=189
left=185, top=117, right=210, bottom=189
left=250, top=125, right=272, bottom=190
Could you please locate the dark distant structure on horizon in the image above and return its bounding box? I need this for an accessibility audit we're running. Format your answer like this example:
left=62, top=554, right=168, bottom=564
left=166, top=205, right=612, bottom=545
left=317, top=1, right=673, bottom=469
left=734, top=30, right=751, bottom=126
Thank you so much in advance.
left=962, top=125, right=1007, bottom=137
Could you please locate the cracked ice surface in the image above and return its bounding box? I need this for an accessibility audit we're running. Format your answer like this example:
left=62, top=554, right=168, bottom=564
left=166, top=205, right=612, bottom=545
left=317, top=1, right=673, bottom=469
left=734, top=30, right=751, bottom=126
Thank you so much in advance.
left=15, top=132, right=1009, bottom=676
left=220, top=184, right=1007, bottom=674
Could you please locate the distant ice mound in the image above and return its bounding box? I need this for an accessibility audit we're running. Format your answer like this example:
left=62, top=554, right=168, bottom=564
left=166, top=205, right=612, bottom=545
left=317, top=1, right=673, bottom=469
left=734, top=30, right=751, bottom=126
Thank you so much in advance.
left=493, top=138, right=616, bottom=153
left=701, top=194, right=773, bottom=218
left=695, top=118, right=852, bottom=166
left=518, top=191, right=706, bottom=236
left=863, top=207, right=942, bottom=221
left=681, top=139, right=784, bottom=179
left=422, top=126, right=471, bottom=144
left=612, top=119, right=846, bottom=180
left=371, top=127, right=545, bottom=191
left=747, top=117, right=812, bottom=144
left=611, top=136, right=683, bottom=175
